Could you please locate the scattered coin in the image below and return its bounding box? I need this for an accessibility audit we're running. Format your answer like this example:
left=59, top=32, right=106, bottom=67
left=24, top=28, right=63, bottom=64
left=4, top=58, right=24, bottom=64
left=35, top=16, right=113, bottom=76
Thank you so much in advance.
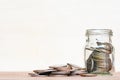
left=33, top=69, right=56, bottom=75
left=80, top=73, right=97, bottom=77
left=51, top=71, right=71, bottom=76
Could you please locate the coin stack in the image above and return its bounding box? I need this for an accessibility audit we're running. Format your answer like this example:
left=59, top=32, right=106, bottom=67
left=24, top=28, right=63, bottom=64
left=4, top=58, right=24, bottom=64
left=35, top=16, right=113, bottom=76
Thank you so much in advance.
left=86, top=42, right=113, bottom=74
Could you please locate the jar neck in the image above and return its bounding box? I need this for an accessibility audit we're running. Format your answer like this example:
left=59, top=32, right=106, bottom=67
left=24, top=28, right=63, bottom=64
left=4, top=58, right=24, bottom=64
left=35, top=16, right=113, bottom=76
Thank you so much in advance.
left=86, top=29, right=113, bottom=36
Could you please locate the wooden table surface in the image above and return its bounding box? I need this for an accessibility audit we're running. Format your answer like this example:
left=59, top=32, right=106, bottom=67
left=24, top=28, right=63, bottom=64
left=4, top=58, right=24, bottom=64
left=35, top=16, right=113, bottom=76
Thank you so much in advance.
left=0, top=72, right=119, bottom=80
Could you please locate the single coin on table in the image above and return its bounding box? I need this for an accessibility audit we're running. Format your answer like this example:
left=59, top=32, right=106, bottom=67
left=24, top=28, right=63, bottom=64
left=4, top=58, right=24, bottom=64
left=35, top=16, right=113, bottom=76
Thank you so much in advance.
left=80, top=73, right=97, bottom=77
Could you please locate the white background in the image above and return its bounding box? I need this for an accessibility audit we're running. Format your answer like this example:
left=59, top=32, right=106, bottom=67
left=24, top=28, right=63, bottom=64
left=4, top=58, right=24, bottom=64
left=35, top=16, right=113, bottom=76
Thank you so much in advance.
left=0, top=0, right=120, bottom=71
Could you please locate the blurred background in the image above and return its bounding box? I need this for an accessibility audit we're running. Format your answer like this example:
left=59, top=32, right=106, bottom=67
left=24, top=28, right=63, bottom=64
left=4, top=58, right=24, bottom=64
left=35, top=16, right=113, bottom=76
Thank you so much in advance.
left=0, top=0, right=119, bottom=71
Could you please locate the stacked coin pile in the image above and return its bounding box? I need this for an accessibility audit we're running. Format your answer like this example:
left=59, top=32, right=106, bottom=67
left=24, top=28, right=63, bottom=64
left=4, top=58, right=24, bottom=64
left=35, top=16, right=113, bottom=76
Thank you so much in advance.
left=86, top=42, right=113, bottom=74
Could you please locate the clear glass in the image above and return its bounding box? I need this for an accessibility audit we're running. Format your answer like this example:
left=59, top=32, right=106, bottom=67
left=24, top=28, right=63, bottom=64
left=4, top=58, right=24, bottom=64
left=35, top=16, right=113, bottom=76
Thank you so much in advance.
left=84, top=29, right=114, bottom=74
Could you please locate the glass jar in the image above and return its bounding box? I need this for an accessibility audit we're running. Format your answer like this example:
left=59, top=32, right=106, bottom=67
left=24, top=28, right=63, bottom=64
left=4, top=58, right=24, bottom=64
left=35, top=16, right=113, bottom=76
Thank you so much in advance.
left=84, top=29, right=114, bottom=74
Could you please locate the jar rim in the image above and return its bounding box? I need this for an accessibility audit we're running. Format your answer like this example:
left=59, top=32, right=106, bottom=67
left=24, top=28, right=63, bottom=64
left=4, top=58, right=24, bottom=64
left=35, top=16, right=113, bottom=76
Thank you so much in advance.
left=86, top=29, right=113, bottom=36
